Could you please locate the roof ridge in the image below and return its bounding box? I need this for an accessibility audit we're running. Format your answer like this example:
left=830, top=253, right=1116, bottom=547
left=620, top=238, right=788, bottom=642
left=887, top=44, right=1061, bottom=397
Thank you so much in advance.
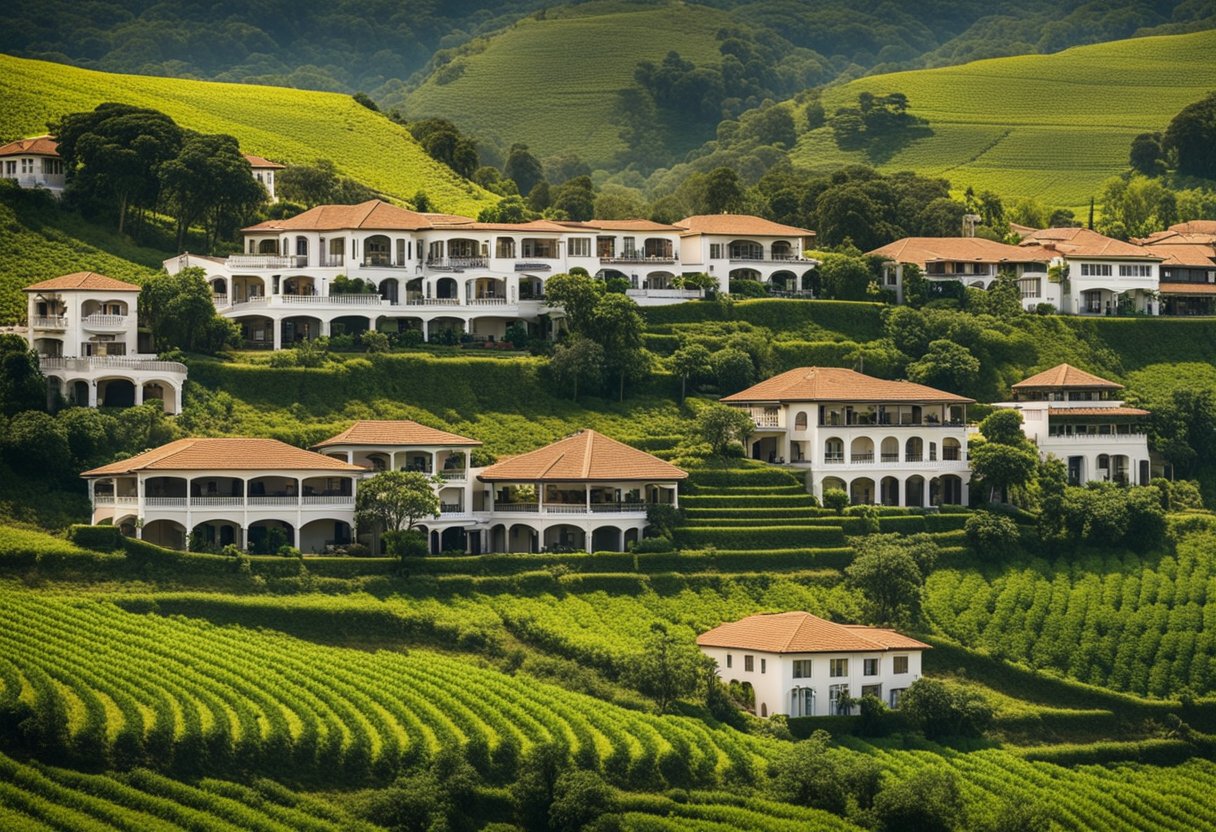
left=581, top=431, right=594, bottom=479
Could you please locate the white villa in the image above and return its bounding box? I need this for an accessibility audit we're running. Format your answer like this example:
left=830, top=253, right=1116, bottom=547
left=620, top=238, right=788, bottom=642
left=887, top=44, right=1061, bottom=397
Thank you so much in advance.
left=82, top=423, right=686, bottom=554
left=83, top=437, right=363, bottom=552
left=697, top=611, right=928, bottom=717
left=164, top=201, right=820, bottom=347
left=24, top=272, right=187, bottom=413
left=721, top=367, right=972, bottom=506
left=0, top=136, right=65, bottom=196
left=995, top=364, right=1152, bottom=486
left=245, top=154, right=285, bottom=201
left=675, top=214, right=818, bottom=295
left=868, top=236, right=1052, bottom=307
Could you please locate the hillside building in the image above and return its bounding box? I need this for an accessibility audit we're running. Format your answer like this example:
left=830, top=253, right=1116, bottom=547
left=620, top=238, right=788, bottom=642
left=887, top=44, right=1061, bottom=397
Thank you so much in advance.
left=697, top=612, right=928, bottom=717
left=1016, top=227, right=1162, bottom=316
left=721, top=367, right=972, bottom=506
left=0, top=136, right=65, bottom=196
left=675, top=214, right=818, bottom=296
left=244, top=154, right=285, bottom=201
left=866, top=237, right=1052, bottom=307
left=23, top=272, right=187, bottom=413
left=994, top=364, right=1152, bottom=486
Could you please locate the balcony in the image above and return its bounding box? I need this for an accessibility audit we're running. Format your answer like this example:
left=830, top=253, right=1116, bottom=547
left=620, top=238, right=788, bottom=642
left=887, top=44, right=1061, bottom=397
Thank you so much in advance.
left=626, top=288, right=701, bottom=300
left=466, top=297, right=509, bottom=307
left=81, top=314, right=128, bottom=330
left=426, top=257, right=487, bottom=271
left=227, top=254, right=308, bottom=269
left=92, top=495, right=137, bottom=507
left=515, top=261, right=553, bottom=272
left=31, top=316, right=67, bottom=329
left=41, top=356, right=188, bottom=375
left=439, top=470, right=468, bottom=480
left=397, top=297, right=461, bottom=307
left=728, top=255, right=814, bottom=264
left=489, top=502, right=649, bottom=515
left=600, top=255, right=676, bottom=265
left=212, top=295, right=229, bottom=308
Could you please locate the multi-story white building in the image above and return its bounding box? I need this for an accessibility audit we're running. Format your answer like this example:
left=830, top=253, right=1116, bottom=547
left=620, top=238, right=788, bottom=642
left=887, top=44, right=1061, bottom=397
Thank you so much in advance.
left=1017, top=227, right=1163, bottom=316
left=994, top=364, right=1152, bottom=486
left=697, top=611, right=928, bottom=717
left=83, top=437, right=363, bottom=552
left=244, top=154, right=285, bottom=202
left=24, top=272, right=187, bottom=413
left=165, top=201, right=707, bottom=348
left=0, top=136, right=65, bottom=196
left=722, top=367, right=971, bottom=506
left=675, top=214, right=818, bottom=295
left=867, top=236, right=1053, bottom=307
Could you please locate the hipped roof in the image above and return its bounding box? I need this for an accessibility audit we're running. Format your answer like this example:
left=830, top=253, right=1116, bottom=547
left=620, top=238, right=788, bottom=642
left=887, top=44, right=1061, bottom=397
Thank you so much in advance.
left=697, top=612, right=929, bottom=653
left=1012, top=363, right=1122, bottom=390
left=314, top=419, right=480, bottom=448
left=720, top=367, right=972, bottom=404
left=867, top=236, right=1048, bottom=266
left=675, top=214, right=814, bottom=237
left=1018, top=227, right=1160, bottom=260
left=25, top=272, right=140, bottom=292
left=0, top=136, right=59, bottom=157
left=478, top=430, right=686, bottom=482
left=83, top=438, right=364, bottom=476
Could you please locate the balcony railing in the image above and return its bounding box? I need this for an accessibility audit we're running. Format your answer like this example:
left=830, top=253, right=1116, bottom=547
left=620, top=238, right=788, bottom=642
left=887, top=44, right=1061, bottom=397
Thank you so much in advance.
left=495, top=502, right=540, bottom=513
left=824, top=455, right=845, bottom=464
left=751, top=415, right=781, bottom=428
left=93, top=495, right=137, bottom=506
left=467, top=297, right=508, bottom=306
left=302, top=495, right=355, bottom=505
left=319, top=255, right=345, bottom=267
left=626, top=288, right=701, bottom=299
left=227, top=254, right=308, bottom=269
left=851, top=453, right=874, bottom=464
left=81, top=314, right=128, bottom=329
left=439, top=470, right=467, bottom=480
left=426, top=257, right=487, bottom=271
left=145, top=497, right=187, bottom=507
left=212, top=295, right=229, bottom=308
left=287, top=294, right=386, bottom=305
left=728, top=255, right=813, bottom=264
left=31, top=316, right=68, bottom=329
left=191, top=496, right=245, bottom=506
left=247, top=496, right=300, bottom=506
left=40, top=356, right=187, bottom=374
left=515, top=261, right=553, bottom=271
left=600, top=255, right=676, bottom=265
left=881, top=453, right=900, bottom=463
left=398, top=297, right=461, bottom=307
left=440, top=503, right=464, bottom=513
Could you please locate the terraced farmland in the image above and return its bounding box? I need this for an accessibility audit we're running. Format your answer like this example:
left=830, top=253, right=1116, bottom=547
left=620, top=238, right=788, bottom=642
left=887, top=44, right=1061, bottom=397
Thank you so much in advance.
left=0, top=55, right=496, bottom=216
left=791, top=29, right=1216, bottom=211
left=402, top=2, right=731, bottom=166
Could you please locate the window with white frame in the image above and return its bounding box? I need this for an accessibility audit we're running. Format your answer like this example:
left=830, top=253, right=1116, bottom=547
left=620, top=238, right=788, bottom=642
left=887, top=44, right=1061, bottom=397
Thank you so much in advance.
left=1119, top=264, right=1152, bottom=277
left=792, top=659, right=812, bottom=678
left=569, top=237, right=591, bottom=257
left=1018, top=277, right=1041, bottom=299
left=893, top=655, right=909, bottom=674
left=863, top=658, right=879, bottom=676
left=829, top=658, right=848, bottom=677
left=21, top=159, right=33, bottom=174
left=1080, top=263, right=1112, bottom=277
left=709, top=243, right=723, bottom=259
left=3, top=161, right=14, bottom=175
left=829, top=683, right=850, bottom=715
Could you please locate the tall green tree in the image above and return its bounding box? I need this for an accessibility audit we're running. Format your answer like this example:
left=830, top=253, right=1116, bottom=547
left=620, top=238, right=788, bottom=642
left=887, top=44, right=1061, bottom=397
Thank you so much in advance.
left=548, top=335, right=604, bottom=402
left=845, top=534, right=935, bottom=627
left=160, top=132, right=266, bottom=250
left=504, top=143, right=544, bottom=196
left=697, top=403, right=755, bottom=456
left=1164, top=92, right=1216, bottom=180
left=550, top=175, right=595, bottom=221
left=668, top=343, right=712, bottom=402
left=906, top=339, right=981, bottom=394
left=703, top=167, right=745, bottom=214
left=588, top=293, right=647, bottom=401
left=969, top=409, right=1038, bottom=504
left=545, top=272, right=604, bottom=333
left=625, top=623, right=700, bottom=712
left=355, top=470, right=441, bottom=544
left=0, top=334, right=46, bottom=416
left=139, top=267, right=239, bottom=354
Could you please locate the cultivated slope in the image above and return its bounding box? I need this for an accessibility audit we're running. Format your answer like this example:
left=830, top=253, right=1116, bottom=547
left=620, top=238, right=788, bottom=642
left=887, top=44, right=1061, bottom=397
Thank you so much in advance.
left=401, top=1, right=731, bottom=166
left=791, top=30, right=1216, bottom=211
left=0, top=55, right=497, bottom=216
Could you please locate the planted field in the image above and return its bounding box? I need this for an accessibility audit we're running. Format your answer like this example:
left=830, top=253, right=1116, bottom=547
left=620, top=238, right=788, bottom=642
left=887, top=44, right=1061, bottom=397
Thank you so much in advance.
left=0, top=55, right=496, bottom=217
left=791, top=29, right=1216, bottom=211
left=402, top=2, right=730, bottom=166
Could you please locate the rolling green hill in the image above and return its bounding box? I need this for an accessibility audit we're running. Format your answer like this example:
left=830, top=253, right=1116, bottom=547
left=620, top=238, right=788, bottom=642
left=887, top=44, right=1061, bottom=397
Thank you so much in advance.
left=0, top=55, right=497, bottom=217
left=401, top=1, right=733, bottom=167
left=790, top=30, right=1216, bottom=212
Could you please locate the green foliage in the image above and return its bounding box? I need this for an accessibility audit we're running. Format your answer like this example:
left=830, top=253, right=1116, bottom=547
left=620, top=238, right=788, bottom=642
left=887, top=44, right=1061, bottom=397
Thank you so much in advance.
left=0, top=334, right=45, bottom=416
left=160, top=131, right=266, bottom=249
left=906, top=339, right=980, bottom=395
left=278, top=158, right=377, bottom=207
left=767, top=729, right=879, bottom=815
left=624, top=623, right=700, bottom=712
left=845, top=534, right=936, bottom=627
left=899, top=678, right=993, bottom=741
left=1164, top=91, right=1216, bottom=180
left=696, top=404, right=754, bottom=457
left=823, top=489, right=850, bottom=514
left=66, top=524, right=123, bottom=551
left=964, top=511, right=1021, bottom=555
left=356, top=470, right=442, bottom=539
left=872, top=768, right=965, bottom=832
left=1060, top=483, right=1166, bottom=552
left=548, top=335, right=605, bottom=402
left=139, top=267, right=239, bottom=354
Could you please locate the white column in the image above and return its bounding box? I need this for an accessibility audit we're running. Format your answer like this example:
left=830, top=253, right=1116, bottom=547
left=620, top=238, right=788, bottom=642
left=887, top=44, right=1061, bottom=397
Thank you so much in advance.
left=431, top=451, right=440, bottom=475
left=421, top=319, right=429, bottom=341
left=897, top=478, right=905, bottom=507
left=134, top=383, right=144, bottom=406
left=88, top=380, right=98, bottom=407
left=320, top=319, right=331, bottom=337
left=272, top=320, right=282, bottom=350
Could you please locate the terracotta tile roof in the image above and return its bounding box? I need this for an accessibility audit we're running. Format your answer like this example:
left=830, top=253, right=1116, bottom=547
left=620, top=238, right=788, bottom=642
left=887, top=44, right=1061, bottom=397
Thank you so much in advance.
left=1143, top=244, right=1216, bottom=267
left=867, top=237, right=1049, bottom=267
left=697, top=612, right=929, bottom=653
left=559, top=219, right=683, bottom=233
left=1018, top=227, right=1160, bottom=260
left=720, top=367, right=973, bottom=404
left=314, top=419, right=481, bottom=448
left=1047, top=407, right=1150, bottom=417
left=0, top=136, right=59, bottom=157
left=1012, top=363, right=1122, bottom=390
left=1008, top=222, right=1038, bottom=239
left=675, top=214, right=814, bottom=237
left=478, top=429, right=686, bottom=482
left=1159, top=281, right=1216, bottom=295
left=422, top=212, right=479, bottom=225
left=243, top=154, right=285, bottom=169
left=1171, top=220, right=1216, bottom=235
left=82, top=438, right=365, bottom=476
left=24, top=272, right=140, bottom=292
left=243, top=199, right=432, bottom=232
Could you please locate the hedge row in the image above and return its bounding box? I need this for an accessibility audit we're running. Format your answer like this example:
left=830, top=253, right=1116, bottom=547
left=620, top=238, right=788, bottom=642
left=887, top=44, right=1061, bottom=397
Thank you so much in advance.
left=673, top=525, right=847, bottom=549
left=641, top=299, right=885, bottom=341
left=681, top=495, right=817, bottom=508
left=66, top=524, right=123, bottom=551
left=685, top=467, right=804, bottom=488
left=1014, top=738, right=1197, bottom=767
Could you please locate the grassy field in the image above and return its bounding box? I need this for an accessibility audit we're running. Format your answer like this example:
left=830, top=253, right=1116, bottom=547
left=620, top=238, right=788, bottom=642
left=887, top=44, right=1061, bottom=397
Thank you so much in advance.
left=0, top=55, right=497, bottom=216
left=791, top=30, right=1216, bottom=212
left=401, top=1, right=731, bottom=167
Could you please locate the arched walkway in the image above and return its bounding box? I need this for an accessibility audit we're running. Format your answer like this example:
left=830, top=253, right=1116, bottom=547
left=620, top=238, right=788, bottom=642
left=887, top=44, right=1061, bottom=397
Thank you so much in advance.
left=591, top=526, right=622, bottom=553
left=143, top=519, right=186, bottom=550
left=248, top=519, right=295, bottom=554
left=850, top=477, right=875, bottom=505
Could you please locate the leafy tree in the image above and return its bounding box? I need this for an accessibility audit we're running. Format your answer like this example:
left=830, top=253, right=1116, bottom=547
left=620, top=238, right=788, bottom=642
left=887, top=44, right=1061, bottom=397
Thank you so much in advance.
left=970, top=442, right=1038, bottom=504
left=1129, top=131, right=1166, bottom=176
left=548, top=335, right=604, bottom=402
left=593, top=184, right=647, bottom=220
left=704, top=167, right=745, bottom=214
left=355, top=470, right=441, bottom=549
left=139, top=267, right=239, bottom=354
left=625, top=623, right=700, bottom=712
left=278, top=159, right=374, bottom=206
left=510, top=744, right=568, bottom=831
left=977, top=408, right=1027, bottom=447
left=52, top=102, right=184, bottom=235
left=917, top=197, right=967, bottom=237
left=884, top=306, right=930, bottom=356
left=549, top=770, right=615, bottom=832
left=545, top=272, right=604, bottom=333
left=873, top=768, right=965, bottom=832
left=906, top=339, right=980, bottom=394
left=817, top=252, right=873, bottom=301
left=900, top=262, right=929, bottom=308
left=767, top=729, right=880, bottom=814
left=697, top=403, right=755, bottom=457
left=550, top=175, right=595, bottom=221
left=845, top=534, right=932, bottom=626
left=2, top=411, right=70, bottom=479
left=58, top=407, right=117, bottom=471
left=0, top=334, right=46, bottom=416
left=1037, top=456, right=1069, bottom=543
left=815, top=184, right=889, bottom=250
left=504, top=143, right=544, bottom=196
left=587, top=294, right=647, bottom=401
left=985, top=271, right=1025, bottom=318
left=668, top=343, right=712, bottom=402
left=543, top=152, right=591, bottom=186
left=823, top=488, right=850, bottom=514
left=1163, top=92, right=1216, bottom=180
left=159, top=132, right=265, bottom=250
left=477, top=195, right=533, bottom=223
left=406, top=117, right=479, bottom=179
left=897, top=678, right=992, bottom=740
left=711, top=347, right=756, bottom=394
left=964, top=511, right=1021, bottom=554
left=352, top=92, right=379, bottom=111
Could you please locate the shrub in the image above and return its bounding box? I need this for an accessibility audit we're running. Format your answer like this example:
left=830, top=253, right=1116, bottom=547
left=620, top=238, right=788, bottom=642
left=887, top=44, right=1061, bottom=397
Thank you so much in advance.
left=898, top=677, right=992, bottom=739
left=66, top=524, right=123, bottom=551
left=822, top=489, right=849, bottom=514
left=631, top=536, right=675, bottom=554
left=964, top=511, right=1021, bottom=555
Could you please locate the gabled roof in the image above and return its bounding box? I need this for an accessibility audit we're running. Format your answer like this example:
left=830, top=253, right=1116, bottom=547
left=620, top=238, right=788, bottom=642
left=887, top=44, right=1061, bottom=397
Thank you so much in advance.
left=1142, top=244, right=1216, bottom=267
left=314, top=419, right=481, bottom=449
left=867, top=237, right=1048, bottom=266
left=82, top=438, right=365, bottom=476
left=697, top=612, right=929, bottom=654
left=675, top=214, right=814, bottom=237
left=243, top=154, right=285, bottom=169
left=243, top=199, right=432, bottom=232
left=24, top=272, right=140, bottom=293
left=478, top=430, right=686, bottom=482
left=1018, top=227, right=1160, bottom=260
left=720, top=367, right=972, bottom=404
left=0, top=136, right=59, bottom=157
left=1012, top=363, right=1122, bottom=390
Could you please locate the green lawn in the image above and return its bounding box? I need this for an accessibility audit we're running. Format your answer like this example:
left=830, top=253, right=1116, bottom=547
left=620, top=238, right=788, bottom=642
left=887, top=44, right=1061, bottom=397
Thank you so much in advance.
left=0, top=55, right=497, bottom=217
left=791, top=29, right=1216, bottom=211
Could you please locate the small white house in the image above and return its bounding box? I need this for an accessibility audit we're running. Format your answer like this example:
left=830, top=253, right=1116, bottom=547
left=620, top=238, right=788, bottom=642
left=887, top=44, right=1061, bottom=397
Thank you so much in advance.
left=244, top=154, right=285, bottom=202
left=0, top=136, right=65, bottom=196
left=697, top=611, right=928, bottom=718
left=674, top=214, right=818, bottom=296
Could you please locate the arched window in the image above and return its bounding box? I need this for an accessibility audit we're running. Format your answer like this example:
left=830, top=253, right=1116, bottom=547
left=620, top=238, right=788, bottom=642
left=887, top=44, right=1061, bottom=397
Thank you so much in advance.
left=760, top=703, right=768, bottom=718
left=824, top=438, right=844, bottom=462
left=795, top=411, right=808, bottom=430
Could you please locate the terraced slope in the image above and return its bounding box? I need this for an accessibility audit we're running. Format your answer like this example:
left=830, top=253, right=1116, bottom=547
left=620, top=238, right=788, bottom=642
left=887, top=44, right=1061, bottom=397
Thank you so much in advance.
left=791, top=30, right=1216, bottom=211
left=0, top=55, right=496, bottom=216
left=402, top=1, right=731, bottom=166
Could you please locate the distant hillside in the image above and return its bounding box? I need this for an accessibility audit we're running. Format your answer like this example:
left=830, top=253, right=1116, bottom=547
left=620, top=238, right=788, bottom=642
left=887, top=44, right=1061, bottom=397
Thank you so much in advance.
left=0, top=55, right=497, bottom=217
left=400, top=2, right=735, bottom=166
left=790, top=30, right=1216, bottom=212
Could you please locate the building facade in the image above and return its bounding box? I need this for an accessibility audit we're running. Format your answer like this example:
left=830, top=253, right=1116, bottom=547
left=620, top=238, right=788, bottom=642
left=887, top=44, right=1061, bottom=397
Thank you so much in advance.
left=995, top=364, right=1152, bottom=486
left=24, top=272, right=187, bottom=413
left=675, top=214, right=818, bottom=296
left=721, top=367, right=971, bottom=506
left=0, top=136, right=65, bottom=196
left=697, top=612, right=928, bottom=717
left=867, top=237, right=1053, bottom=307
left=1017, top=227, right=1162, bottom=316
left=83, top=438, right=363, bottom=552
left=244, top=154, right=285, bottom=202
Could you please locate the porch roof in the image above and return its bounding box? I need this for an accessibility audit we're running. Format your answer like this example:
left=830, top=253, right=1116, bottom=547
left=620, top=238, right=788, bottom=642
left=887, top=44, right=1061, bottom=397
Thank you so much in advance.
left=243, top=199, right=432, bottom=232
left=83, top=438, right=364, bottom=476
left=697, top=611, right=928, bottom=653
left=1047, top=407, right=1149, bottom=417
left=479, top=429, right=686, bottom=482
left=314, top=419, right=481, bottom=448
